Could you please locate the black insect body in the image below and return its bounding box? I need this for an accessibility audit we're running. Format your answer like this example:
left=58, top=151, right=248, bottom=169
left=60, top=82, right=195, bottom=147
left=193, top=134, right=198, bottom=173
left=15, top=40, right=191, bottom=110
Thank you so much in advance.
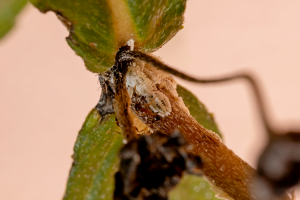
left=255, top=132, right=300, bottom=200
left=113, top=131, right=203, bottom=200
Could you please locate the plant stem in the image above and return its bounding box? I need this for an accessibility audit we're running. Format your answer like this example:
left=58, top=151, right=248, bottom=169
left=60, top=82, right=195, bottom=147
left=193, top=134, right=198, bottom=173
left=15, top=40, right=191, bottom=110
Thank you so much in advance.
left=130, top=90, right=256, bottom=200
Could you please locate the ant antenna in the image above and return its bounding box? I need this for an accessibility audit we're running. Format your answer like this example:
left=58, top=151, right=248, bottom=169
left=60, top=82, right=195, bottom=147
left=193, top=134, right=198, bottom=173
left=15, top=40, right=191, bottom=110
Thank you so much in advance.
left=127, top=50, right=275, bottom=137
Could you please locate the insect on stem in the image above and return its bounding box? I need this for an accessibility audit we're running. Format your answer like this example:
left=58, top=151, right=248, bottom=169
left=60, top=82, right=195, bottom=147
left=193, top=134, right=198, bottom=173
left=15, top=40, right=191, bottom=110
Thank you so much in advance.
left=126, top=50, right=275, bottom=137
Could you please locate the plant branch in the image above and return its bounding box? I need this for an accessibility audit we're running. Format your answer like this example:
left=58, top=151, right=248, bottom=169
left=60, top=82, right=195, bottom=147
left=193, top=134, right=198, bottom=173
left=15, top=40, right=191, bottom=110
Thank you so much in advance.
left=130, top=89, right=256, bottom=200
left=110, top=46, right=137, bottom=140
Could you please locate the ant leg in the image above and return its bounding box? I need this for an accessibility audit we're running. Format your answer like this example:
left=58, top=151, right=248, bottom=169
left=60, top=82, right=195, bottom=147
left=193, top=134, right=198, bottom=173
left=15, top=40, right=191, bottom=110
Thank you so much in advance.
left=129, top=51, right=274, bottom=136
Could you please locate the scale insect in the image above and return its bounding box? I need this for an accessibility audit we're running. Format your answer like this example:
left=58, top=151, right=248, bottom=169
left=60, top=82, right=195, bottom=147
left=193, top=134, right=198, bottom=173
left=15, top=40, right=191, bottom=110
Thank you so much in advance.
left=125, top=39, right=188, bottom=117
left=126, top=61, right=172, bottom=117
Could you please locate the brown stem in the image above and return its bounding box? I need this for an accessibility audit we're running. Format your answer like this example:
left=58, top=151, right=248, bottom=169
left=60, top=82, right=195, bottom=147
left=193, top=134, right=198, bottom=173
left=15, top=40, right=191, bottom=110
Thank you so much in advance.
left=111, top=46, right=137, bottom=140
left=130, top=90, right=256, bottom=200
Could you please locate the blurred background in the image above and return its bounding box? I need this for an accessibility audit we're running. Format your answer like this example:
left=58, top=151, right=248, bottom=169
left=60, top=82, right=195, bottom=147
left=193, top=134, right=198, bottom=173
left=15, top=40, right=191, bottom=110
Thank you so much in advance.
left=0, top=1, right=299, bottom=199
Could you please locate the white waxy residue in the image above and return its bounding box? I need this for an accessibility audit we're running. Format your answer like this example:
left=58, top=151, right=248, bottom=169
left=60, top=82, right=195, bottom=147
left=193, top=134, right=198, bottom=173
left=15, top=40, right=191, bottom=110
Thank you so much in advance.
left=127, top=39, right=135, bottom=51
left=126, top=60, right=173, bottom=117
left=126, top=58, right=190, bottom=117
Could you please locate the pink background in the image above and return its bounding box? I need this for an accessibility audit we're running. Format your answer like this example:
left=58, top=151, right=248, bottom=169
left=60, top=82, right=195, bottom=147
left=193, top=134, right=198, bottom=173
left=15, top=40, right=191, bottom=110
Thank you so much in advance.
left=0, top=1, right=299, bottom=199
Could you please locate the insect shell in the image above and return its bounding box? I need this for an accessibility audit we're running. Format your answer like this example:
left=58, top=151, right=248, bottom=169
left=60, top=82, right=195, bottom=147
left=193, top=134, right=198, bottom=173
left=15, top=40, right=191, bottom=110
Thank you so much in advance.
left=126, top=61, right=172, bottom=117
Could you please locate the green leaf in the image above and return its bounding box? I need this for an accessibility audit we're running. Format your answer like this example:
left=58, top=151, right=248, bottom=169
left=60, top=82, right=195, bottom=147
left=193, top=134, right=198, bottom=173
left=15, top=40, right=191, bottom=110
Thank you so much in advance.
left=64, top=109, right=123, bottom=200
left=125, top=0, right=186, bottom=52
left=0, top=0, right=27, bottom=40
left=170, top=175, right=220, bottom=200
left=30, top=0, right=186, bottom=73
